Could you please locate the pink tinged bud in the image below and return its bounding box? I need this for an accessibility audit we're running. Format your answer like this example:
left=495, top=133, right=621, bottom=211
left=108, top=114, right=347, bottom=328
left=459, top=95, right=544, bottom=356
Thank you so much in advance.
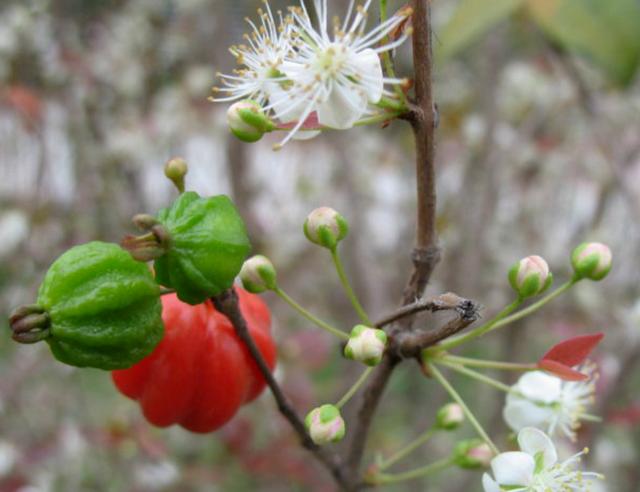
left=344, top=325, right=387, bottom=366
left=571, top=242, right=612, bottom=281
left=227, top=100, right=273, bottom=143
left=453, top=439, right=494, bottom=469
left=508, top=255, right=553, bottom=298
left=239, top=255, right=277, bottom=293
left=305, top=404, right=346, bottom=445
left=436, top=403, right=465, bottom=430
left=303, top=207, right=349, bottom=250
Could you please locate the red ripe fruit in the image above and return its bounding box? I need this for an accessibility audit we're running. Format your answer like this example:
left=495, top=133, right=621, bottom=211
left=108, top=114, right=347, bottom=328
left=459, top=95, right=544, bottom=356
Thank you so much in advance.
left=112, top=288, right=276, bottom=433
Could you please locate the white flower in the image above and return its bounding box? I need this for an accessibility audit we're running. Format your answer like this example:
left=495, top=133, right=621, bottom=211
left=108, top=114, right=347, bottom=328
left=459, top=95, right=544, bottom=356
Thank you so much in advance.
left=503, top=369, right=596, bottom=441
left=269, top=0, right=411, bottom=147
left=482, top=427, right=602, bottom=491
left=211, top=1, right=292, bottom=105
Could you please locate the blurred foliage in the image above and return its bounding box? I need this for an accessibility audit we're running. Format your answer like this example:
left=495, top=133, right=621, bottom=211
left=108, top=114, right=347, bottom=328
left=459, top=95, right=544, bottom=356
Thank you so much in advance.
left=439, top=0, right=640, bottom=85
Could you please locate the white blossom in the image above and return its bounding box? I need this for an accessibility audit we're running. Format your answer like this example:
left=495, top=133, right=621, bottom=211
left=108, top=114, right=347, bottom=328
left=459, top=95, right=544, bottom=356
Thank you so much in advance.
left=482, top=427, right=602, bottom=491
left=268, top=0, right=410, bottom=147
left=503, top=369, right=597, bottom=441
left=211, top=1, right=293, bottom=105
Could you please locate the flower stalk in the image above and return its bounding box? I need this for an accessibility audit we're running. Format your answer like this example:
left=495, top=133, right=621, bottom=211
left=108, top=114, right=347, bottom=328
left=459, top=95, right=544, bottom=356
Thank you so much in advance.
left=330, top=247, right=372, bottom=325
left=274, top=287, right=348, bottom=340
left=427, top=363, right=499, bottom=454
left=336, top=367, right=375, bottom=409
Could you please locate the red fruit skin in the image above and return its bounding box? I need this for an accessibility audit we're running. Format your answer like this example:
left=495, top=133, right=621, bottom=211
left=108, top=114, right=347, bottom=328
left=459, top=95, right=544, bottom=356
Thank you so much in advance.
left=112, top=288, right=276, bottom=433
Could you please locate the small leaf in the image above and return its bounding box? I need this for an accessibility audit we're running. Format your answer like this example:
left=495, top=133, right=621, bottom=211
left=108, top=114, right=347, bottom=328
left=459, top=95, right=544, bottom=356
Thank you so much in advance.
left=540, top=332, right=604, bottom=367
left=436, top=0, right=526, bottom=61
left=537, top=359, right=588, bottom=381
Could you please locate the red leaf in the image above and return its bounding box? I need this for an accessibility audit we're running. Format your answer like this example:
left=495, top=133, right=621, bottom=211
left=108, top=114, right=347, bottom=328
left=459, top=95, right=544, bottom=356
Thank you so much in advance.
left=540, top=332, right=604, bottom=367
left=537, top=359, right=589, bottom=381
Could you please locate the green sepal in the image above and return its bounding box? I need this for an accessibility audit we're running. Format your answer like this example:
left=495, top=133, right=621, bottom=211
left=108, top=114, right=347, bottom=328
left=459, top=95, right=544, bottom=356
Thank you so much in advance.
left=230, top=127, right=263, bottom=143
left=154, top=191, right=251, bottom=305
left=37, top=241, right=164, bottom=370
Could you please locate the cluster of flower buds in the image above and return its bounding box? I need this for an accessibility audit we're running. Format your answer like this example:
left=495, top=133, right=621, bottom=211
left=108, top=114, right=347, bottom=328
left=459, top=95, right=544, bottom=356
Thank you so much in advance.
left=304, top=207, right=349, bottom=250
left=509, top=242, right=612, bottom=298
left=305, top=404, right=345, bottom=445
left=344, top=325, right=387, bottom=367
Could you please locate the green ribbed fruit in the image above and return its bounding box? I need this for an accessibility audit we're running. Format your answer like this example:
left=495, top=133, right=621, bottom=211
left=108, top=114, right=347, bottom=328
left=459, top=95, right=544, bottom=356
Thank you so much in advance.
left=154, top=191, right=251, bottom=305
left=37, top=241, right=163, bottom=370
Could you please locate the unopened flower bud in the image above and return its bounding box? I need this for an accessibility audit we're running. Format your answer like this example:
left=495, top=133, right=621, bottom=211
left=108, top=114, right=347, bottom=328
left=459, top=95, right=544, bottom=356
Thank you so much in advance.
left=344, top=325, right=387, bottom=366
left=239, top=255, right=277, bottom=293
left=164, top=157, right=188, bottom=193
left=571, top=242, right=612, bottom=281
left=305, top=404, right=345, bottom=445
left=508, top=255, right=553, bottom=298
left=452, top=439, right=493, bottom=469
left=303, top=207, right=349, bottom=250
left=435, top=403, right=465, bottom=431
left=227, top=100, right=273, bottom=143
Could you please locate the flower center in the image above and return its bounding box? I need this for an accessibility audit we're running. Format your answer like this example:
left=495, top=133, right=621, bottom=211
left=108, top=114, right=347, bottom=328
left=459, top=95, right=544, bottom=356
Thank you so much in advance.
left=315, top=43, right=348, bottom=78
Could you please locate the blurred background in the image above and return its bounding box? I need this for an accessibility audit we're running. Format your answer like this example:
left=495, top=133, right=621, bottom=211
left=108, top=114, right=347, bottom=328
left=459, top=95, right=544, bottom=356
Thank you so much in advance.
left=0, top=0, right=638, bottom=490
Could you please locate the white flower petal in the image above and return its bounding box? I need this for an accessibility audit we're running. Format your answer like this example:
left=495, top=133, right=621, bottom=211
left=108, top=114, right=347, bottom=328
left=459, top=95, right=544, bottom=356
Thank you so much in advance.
left=268, top=84, right=309, bottom=123
left=517, top=427, right=557, bottom=468
left=516, top=371, right=562, bottom=404
left=491, top=452, right=535, bottom=486
left=503, top=400, right=555, bottom=432
left=348, top=48, right=384, bottom=103
left=317, top=82, right=366, bottom=129
left=482, top=473, right=501, bottom=492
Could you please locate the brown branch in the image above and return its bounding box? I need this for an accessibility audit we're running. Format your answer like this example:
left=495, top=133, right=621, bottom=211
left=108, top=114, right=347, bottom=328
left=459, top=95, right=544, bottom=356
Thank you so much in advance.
left=211, top=288, right=348, bottom=487
left=343, top=2, right=441, bottom=487
left=402, top=0, right=440, bottom=305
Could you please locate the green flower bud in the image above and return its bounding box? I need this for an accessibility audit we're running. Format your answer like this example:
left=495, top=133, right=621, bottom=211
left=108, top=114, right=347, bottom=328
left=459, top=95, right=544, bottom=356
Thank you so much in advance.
left=239, top=255, right=277, bottom=293
left=344, top=325, right=387, bottom=366
left=164, top=157, right=188, bottom=183
left=305, top=404, right=346, bottom=445
left=571, top=242, right=612, bottom=281
left=435, top=403, right=465, bottom=431
left=303, top=207, right=349, bottom=250
left=227, top=100, right=273, bottom=143
left=453, top=439, right=493, bottom=469
left=508, top=255, right=553, bottom=298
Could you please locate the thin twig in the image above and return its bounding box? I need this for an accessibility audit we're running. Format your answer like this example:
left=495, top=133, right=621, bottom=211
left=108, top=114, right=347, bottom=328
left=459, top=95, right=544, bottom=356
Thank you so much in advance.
left=398, top=302, right=481, bottom=358
left=374, top=292, right=476, bottom=328
left=211, top=288, right=348, bottom=487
